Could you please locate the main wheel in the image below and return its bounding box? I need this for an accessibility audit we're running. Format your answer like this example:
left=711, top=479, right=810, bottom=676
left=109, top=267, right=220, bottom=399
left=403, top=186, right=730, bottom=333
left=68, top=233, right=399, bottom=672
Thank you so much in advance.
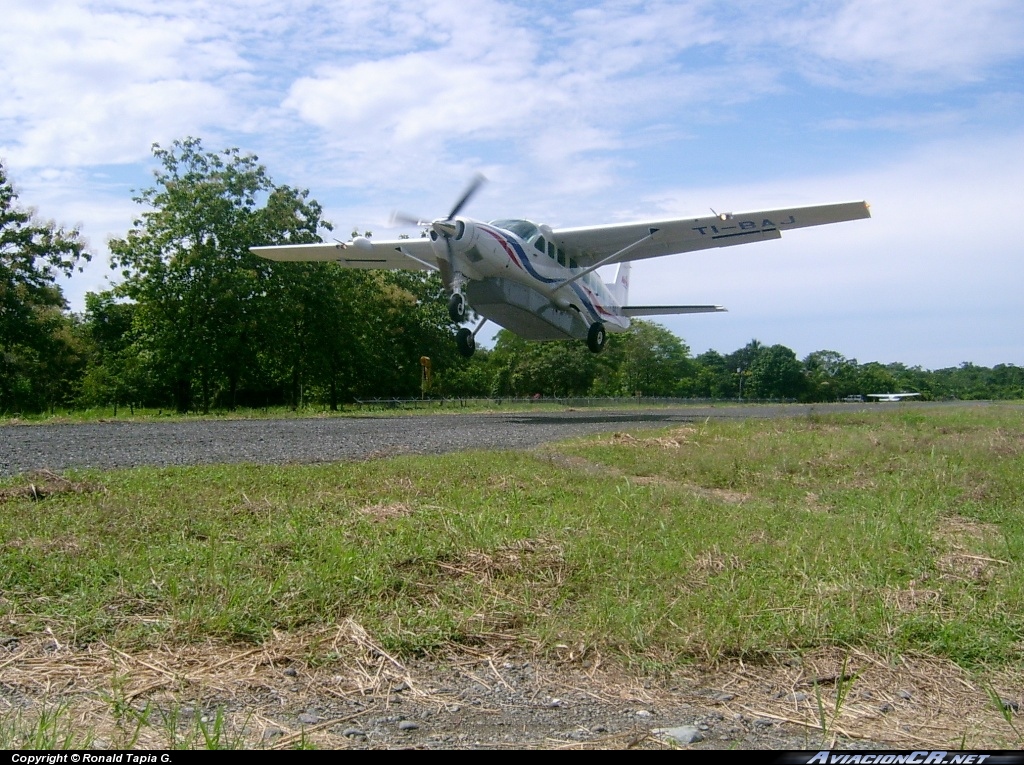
left=587, top=321, right=607, bottom=353
left=448, top=292, right=467, bottom=323
left=456, top=327, right=476, bottom=358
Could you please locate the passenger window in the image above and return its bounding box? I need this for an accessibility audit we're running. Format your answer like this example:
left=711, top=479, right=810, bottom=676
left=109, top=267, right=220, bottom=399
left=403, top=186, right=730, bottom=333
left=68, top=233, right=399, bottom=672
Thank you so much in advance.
left=534, top=236, right=546, bottom=254
left=547, top=242, right=556, bottom=259
left=569, top=257, right=578, bottom=270
left=557, top=249, right=566, bottom=267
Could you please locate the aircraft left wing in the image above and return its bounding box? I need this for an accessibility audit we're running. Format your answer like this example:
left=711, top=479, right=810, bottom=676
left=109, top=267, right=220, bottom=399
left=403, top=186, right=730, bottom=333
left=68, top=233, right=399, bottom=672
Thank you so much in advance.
left=250, top=237, right=439, bottom=271
left=552, top=201, right=870, bottom=268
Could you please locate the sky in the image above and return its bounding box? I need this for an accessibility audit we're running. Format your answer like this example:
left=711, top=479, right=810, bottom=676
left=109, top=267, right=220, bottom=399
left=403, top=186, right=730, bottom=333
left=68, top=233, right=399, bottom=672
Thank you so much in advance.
left=2, top=0, right=1022, bottom=369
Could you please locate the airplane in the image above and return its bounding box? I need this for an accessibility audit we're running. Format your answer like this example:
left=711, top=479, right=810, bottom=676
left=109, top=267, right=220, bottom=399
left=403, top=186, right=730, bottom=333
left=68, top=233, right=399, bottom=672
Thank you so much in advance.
left=867, top=392, right=922, bottom=402
left=251, top=177, right=871, bottom=358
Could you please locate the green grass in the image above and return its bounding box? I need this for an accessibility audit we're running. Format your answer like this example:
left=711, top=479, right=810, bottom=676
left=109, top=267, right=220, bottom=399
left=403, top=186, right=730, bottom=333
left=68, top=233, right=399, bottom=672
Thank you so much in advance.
left=2, top=405, right=1023, bottom=669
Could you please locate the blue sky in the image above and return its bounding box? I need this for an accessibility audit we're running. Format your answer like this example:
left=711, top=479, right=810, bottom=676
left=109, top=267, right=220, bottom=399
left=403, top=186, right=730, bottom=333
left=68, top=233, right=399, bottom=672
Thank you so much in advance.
left=2, top=0, right=1022, bottom=369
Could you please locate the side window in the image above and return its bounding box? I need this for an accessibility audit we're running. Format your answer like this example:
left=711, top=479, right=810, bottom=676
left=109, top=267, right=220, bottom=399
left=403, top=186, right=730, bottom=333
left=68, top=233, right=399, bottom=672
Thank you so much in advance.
left=557, top=248, right=567, bottom=267
left=534, top=236, right=546, bottom=254
left=568, top=256, right=578, bottom=270
left=547, top=242, right=556, bottom=259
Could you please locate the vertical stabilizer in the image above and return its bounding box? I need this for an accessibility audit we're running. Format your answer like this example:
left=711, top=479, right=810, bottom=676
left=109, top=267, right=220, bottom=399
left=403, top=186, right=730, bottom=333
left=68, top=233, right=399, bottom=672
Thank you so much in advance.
left=607, top=261, right=631, bottom=306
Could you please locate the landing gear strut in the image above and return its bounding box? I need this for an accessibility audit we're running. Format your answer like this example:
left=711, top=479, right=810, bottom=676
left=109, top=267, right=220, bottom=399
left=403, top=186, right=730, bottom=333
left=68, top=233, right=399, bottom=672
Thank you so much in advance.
left=587, top=321, right=607, bottom=353
left=448, top=292, right=467, bottom=323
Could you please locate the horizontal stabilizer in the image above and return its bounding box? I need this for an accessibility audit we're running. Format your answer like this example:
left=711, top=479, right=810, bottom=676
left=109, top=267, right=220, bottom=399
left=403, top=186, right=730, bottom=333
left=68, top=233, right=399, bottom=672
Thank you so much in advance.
left=621, top=305, right=727, bottom=316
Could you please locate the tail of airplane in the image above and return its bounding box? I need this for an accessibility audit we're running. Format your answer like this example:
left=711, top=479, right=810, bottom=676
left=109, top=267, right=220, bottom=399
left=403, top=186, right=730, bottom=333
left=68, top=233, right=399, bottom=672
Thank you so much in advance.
left=607, top=261, right=631, bottom=305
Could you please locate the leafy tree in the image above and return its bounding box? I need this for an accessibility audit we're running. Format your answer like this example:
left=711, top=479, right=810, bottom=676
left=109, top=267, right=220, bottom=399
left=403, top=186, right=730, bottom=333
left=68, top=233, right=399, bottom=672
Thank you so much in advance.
left=0, top=161, right=90, bottom=412
left=803, top=350, right=860, bottom=401
left=615, top=320, right=693, bottom=397
left=436, top=348, right=492, bottom=398
left=725, top=338, right=765, bottom=375
left=488, top=331, right=597, bottom=397
left=79, top=292, right=156, bottom=412
left=108, top=138, right=329, bottom=412
left=990, top=364, right=1024, bottom=399
left=746, top=344, right=806, bottom=400
left=688, top=350, right=735, bottom=398
left=855, top=362, right=899, bottom=397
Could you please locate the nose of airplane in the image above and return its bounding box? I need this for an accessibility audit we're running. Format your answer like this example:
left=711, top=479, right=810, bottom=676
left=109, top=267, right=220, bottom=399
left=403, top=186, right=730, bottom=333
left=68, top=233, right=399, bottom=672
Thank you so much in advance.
left=431, top=219, right=459, bottom=238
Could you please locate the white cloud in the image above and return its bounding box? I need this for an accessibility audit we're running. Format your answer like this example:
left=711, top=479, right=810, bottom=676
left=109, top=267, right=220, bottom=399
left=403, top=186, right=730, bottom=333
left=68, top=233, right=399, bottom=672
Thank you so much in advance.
left=773, top=0, right=1024, bottom=89
left=0, top=1, right=253, bottom=167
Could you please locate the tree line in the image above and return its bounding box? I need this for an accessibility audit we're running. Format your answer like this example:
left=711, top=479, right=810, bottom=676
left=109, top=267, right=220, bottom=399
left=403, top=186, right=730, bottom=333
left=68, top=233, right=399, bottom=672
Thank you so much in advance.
left=3, top=139, right=1022, bottom=415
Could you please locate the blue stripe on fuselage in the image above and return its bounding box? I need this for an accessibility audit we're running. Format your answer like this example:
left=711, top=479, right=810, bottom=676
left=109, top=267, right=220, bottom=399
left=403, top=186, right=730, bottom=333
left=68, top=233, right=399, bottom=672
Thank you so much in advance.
left=479, top=224, right=611, bottom=325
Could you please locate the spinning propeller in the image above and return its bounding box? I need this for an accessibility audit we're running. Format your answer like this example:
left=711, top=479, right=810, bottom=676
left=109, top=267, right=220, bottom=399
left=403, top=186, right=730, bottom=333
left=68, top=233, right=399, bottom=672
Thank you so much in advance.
left=391, top=173, right=487, bottom=258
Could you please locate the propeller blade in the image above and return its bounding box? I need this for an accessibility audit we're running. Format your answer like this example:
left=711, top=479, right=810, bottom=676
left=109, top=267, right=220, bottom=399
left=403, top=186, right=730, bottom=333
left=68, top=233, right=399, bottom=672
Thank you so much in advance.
left=391, top=211, right=429, bottom=227
left=446, top=173, right=486, bottom=220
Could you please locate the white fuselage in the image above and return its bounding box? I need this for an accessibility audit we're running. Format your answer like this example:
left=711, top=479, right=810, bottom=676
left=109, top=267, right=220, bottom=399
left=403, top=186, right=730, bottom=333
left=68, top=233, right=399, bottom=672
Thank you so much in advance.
left=428, top=216, right=629, bottom=341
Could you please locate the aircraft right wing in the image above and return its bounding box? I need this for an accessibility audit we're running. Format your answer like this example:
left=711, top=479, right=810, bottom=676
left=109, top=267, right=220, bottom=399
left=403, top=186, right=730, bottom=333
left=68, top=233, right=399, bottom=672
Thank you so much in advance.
left=553, top=201, right=870, bottom=268
left=250, top=237, right=439, bottom=271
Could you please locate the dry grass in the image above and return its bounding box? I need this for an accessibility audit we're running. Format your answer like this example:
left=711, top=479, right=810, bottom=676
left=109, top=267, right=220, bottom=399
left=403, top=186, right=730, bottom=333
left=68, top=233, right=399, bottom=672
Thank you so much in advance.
left=0, top=470, right=102, bottom=503
left=357, top=502, right=415, bottom=522
left=933, top=515, right=1009, bottom=585
left=704, top=647, right=1024, bottom=748
left=2, top=631, right=1020, bottom=749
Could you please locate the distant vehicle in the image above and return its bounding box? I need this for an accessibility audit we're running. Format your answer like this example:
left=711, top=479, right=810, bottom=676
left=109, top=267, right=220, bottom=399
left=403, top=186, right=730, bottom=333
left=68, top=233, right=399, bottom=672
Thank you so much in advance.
left=843, top=395, right=866, bottom=402
left=252, top=176, right=870, bottom=358
left=867, top=393, right=922, bottom=402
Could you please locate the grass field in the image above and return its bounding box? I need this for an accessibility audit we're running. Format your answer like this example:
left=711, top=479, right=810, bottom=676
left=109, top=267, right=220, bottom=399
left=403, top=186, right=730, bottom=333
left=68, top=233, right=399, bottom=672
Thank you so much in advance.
left=1, top=404, right=1022, bottom=747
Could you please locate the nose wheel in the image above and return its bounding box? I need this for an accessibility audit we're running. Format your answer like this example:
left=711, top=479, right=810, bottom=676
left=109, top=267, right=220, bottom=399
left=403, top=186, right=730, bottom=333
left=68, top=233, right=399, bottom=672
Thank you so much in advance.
left=448, top=293, right=467, bottom=323
left=456, top=327, right=476, bottom=358
left=587, top=321, right=607, bottom=353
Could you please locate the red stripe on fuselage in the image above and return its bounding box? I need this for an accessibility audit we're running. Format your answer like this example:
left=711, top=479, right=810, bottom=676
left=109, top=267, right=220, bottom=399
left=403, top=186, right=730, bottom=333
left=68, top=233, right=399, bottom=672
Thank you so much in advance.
left=481, top=227, right=525, bottom=271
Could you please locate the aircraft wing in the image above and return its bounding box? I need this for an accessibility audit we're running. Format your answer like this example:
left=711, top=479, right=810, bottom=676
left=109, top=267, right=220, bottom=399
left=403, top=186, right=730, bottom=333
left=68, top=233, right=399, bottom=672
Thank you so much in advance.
left=551, top=201, right=870, bottom=268
left=250, top=238, right=439, bottom=271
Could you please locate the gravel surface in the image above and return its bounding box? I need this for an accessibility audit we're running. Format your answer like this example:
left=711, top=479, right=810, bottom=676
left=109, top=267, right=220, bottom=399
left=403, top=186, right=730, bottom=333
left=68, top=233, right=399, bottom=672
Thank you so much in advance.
left=0, top=403, right=912, bottom=478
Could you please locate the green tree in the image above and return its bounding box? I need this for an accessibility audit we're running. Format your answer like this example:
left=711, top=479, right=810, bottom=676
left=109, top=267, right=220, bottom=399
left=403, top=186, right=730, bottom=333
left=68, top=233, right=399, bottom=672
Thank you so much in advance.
left=803, top=350, right=860, bottom=401
left=725, top=339, right=765, bottom=374
left=108, top=138, right=329, bottom=412
left=746, top=344, right=806, bottom=400
left=614, top=320, right=692, bottom=397
left=688, top=350, right=735, bottom=398
left=0, top=161, right=90, bottom=413
left=856, top=362, right=899, bottom=397
left=79, top=292, right=156, bottom=412
left=488, top=331, right=597, bottom=397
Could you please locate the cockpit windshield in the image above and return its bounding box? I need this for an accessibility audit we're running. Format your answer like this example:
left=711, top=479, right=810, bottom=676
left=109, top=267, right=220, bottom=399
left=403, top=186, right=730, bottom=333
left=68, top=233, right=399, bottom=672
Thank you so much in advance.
left=490, top=218, right=586, bottom=274
left=489, top=219, right=540, bottom=242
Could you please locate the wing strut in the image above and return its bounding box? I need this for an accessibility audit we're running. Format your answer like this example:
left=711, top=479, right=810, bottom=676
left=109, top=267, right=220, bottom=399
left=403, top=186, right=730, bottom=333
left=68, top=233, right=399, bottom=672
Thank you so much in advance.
left=556, top=228, right=659, bottom=289
left=397, top=246, right=439, bottom=272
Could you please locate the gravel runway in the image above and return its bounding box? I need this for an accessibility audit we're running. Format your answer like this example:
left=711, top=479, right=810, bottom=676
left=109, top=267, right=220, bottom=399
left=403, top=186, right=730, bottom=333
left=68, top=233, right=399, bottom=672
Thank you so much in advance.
left=0, top=402, right=967, bottom=478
